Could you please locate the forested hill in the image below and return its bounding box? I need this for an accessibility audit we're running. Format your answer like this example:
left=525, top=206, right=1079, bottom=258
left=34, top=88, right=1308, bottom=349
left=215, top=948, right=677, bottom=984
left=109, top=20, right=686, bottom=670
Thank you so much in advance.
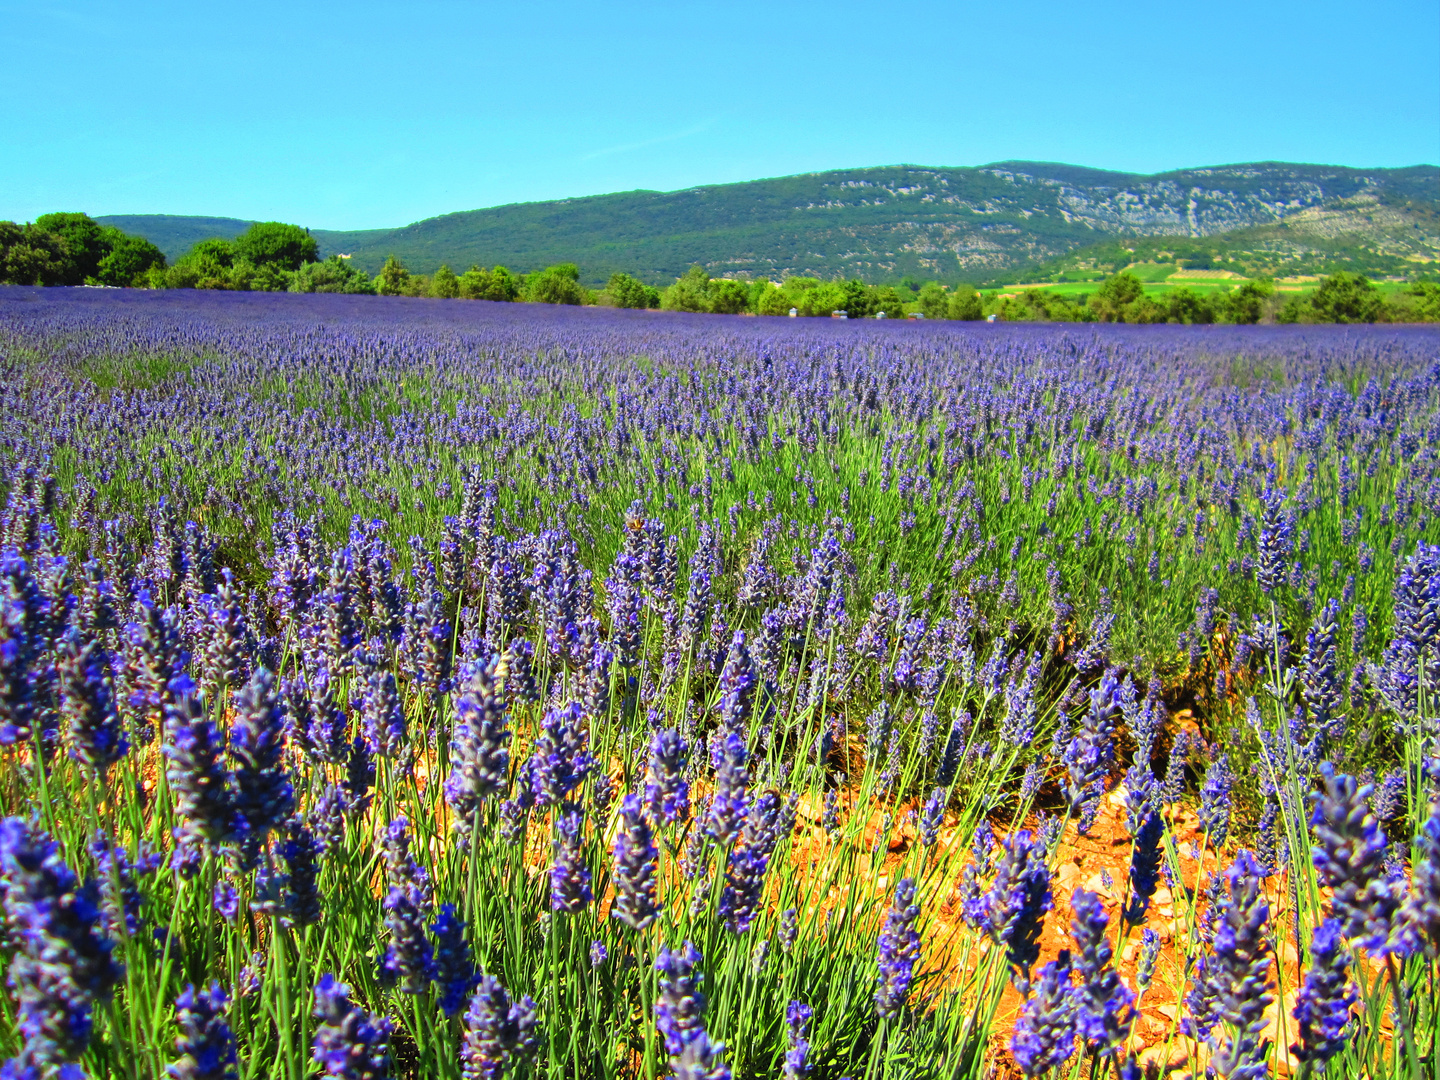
left=99, top=160, right=1439, bottom=284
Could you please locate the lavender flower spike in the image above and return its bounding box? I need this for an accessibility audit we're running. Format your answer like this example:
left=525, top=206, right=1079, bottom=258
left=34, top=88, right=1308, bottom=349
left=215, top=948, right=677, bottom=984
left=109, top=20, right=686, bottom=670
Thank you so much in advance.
left=612, top=794, right=660, bottom=930
left=312, top=975, right=392, bottom=1080
left=874, top=877, right=921, bottom=1019
left=168, top=982, right=237, bottom=1080
left=461, top=975, right=540, bottom=1080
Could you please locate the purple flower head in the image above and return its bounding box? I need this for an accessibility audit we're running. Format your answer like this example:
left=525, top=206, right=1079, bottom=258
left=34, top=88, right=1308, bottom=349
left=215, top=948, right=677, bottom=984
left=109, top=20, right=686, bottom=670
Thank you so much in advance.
left=168, top=982, right=237, bottom=1080
left=360, top=668, right=405, bottom=759
left=671, top=1030, right=732, bottom=1080
left=163, top=674, right=233, bottom=863
left=1184, top=850, right=1272, bottom=1079
left=654, top=941, right=706, bottom=1056
left=377, top=818, right=435, bottom=994
left=1291, top=918, right=1356, bottom=1069
left=645, top=728, right=691, bottom=826
left=431, top=904, right=479, bottom=1017
left=1010, top=952, right=1077, bottom=1078
left=1402, top=800, right=1440, bottom=956
left=58, top=629, right=127, bottom=776
left=718, top=843, right=768, bottom=935
left=0, top=817, right=123, bottom=1070
left=461, top=975, right=539, bottom=1080
left=530, top=702, right=595, bottom=809
left=445, top=654, right=512, bottom=844
left=919, top=788, right=945, bottom=847
left=1198, top=754, right=1234, bottom=849
left=1069, top=889, right=1135, bottom=1057
left=970, top=830, right=1052, bottom=994
left=1123, top=806, right=1165, bottom=926
left=1064, top=671, right=1119, bottom=834
left=612, top=794, right=660, bottom=930
left=705, top=729, right=750, bottom=845
left=549, top=810, right=592, bottom=914
left=280, top=822, right=323, bottom=929
left=89, top=832, right=160, bottom=939
left=874, top=877, right=921, bottom=1019
left=312, top=975, right=392, bottom=1080
left=1309, top=765, right=1405, bottom=954
left=228, top=667, right=295, bottom=869
left=779, top=908, right=799, bottom=953
left=783, top=1001, right=812, bottom=1080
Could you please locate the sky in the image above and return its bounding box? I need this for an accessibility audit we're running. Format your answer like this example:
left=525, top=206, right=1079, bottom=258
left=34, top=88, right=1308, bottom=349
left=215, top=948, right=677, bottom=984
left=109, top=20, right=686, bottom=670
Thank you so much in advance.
left=2, top=0, right=1436, bottom=230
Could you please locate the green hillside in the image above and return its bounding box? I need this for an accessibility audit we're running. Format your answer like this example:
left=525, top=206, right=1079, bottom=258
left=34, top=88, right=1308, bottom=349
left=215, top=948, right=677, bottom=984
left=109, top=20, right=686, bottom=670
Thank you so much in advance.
left=99, top=160, right=1439, bottom=285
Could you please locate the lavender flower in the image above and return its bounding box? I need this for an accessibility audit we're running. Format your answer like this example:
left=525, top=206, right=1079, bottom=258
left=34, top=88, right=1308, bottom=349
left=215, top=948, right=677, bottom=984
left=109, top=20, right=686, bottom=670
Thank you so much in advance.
left=1069, top=889, right=1135, bottom=1057
left=874, top=877, right=921, bottom=1019
left=228, top=667, right=294, bottom=868
left=1291, top=918, right=1356, bottom=1071
left=549, top=810, right=592, bottom=913
left=1064, top=672, right=1118, bottom=834
left=1198, top=753, right=1234, bottom=849
left=431, top=904, right=479, bottom=1017
left=612, top=794, right=659, bottom=930
left=967, top=830, right=1051, bottom=993
left=1402, top=799, right=1440, bottom=955
left=1123, top=806, right=1165, bottom=926
left=58, top=629, right=127, bottom=776
left=1309, top=765, right=1405, bottom=954
left=1010, top=953, right=1077, bottom=1078
left=1184, top=850, right=1272, bottom=1079
left=445, top=654, right=512, bottom=844
left=0, top=818, right=122, bottom=1070
left=280, top=822, right=323, bottom=929
left=531, top=702, right=595, bottom=809
left=645, top=728, right=691, bottom=826
left=360, top=668, right=405, bottom=759
left=705, top=729, right=750, bottom=845
left=461, top=975, right=539, bottom=1080
left=312, top=975, right=392, bottom=1080
left=377, top=819, right=435, bottom=993
left=919, top=788, right=945, bottom=847
left=168, top=982, right=237, bottom=1080
left=655, top=942, right=706, bottom=1055
left=783, top=1001, right=812, bottom=1080
left=671, top=1030, right=732, bottom=1080
left=163, top=675, right=233, bottom=865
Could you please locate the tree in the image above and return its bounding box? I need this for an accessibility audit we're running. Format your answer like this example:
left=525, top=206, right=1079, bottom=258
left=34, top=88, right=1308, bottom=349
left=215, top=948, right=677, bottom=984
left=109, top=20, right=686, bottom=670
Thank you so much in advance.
left=948, top=289, right=983, bottom=320
left=839, top=279, right=876, bottom=319
left=167, top=238, right=238, bottom=289
left=0, top=221, right=71, bottom=285
left=1308, top=271, right=1384, bottom=323
left=1090, top=272, right=1145, bottom=322
left=234, top=222, right=318, bottom=271
left=663, top=266, right=712, bottom=313
left=916, top=283, right=949, bottom=320
left=1220, top=280, right=1274, bottom=324
left=430, top=264, right=459, bottom=299
left=709, top=279, right=750, bottom=315
left=608, top=272, right=659, bottom=309
left=290, top=256, right=375, bottom=294
left=376, top=255, right=411, bottom=296
left=1163, top=287, right=1217, bottom=325
left=754, top=282, right=792, bottom=316
left=33, top=212, right=108, bottom=283
left=870, top=285, right=907, bottom=320
left=525, top=263, right=587, bottom=305
left=93, top=233, right=165, bottom=287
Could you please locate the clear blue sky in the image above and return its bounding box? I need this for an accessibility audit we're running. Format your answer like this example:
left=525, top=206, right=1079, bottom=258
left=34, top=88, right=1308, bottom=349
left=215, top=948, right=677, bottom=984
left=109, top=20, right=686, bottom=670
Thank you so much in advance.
left=3, top=0, right=1436, bottom=230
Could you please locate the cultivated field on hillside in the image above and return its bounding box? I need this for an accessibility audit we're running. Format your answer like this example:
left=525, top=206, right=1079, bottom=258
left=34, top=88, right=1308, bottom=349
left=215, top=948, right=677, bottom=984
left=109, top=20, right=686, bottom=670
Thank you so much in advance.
left=1, top=286, right=1438, bottom=1079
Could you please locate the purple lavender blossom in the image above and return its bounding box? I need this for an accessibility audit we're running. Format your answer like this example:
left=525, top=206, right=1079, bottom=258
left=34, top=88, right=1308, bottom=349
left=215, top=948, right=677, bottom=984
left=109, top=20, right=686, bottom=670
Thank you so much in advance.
left=312, top=975, right=392, bottom=1080
left=1309, top=765, right=1405, bottom=954
left=874, top=877, right=921, bottom=1019
left=654, top=941, right=707, bottom=1055
left=1069, top=889, right=1135, bottom=1057
left=168, top=982, right=237, bottom=1080
left=645, top=728, right=691, bottom=826
left=461, top=975, right=539, bottom=1080
left=228, top=667, right=295, bottom=869
left=1291, top=918, right=1356, bottom=1070
left=431, top=904, right=479, bottom=1017
left=445, top=654, right=512, bottom=844
left=549, top=810, right=592, bottom=914
left=612, top=794, right=659, bottom=930
left=1010, top=953, right=1077, bottom=1077
left=783, top=1001, right=812, bottom=1080
left=530, top=702, right=595, bottom=809
left=377, top=819, right=435, bottom=993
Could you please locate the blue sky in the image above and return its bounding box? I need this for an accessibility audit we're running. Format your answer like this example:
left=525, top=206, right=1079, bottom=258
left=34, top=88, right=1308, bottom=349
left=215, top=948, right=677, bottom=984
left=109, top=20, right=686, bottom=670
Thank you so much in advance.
left=2, top=0, right=1436, bottom=230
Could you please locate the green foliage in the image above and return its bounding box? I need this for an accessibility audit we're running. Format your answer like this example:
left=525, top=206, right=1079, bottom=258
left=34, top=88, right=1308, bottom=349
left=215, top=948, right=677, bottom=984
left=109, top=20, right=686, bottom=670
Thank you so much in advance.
left=458, top=264, right=520, bottom=302
left=0, top=221, right=73, bottom=285
left=1220, top=279, right=1275, bottom=324
left=662, top=265, right=714, bottom=312
left=430, top=263, right=459, bottom=299
left=376, top=254, right=411, bottom=296
left=948, top=288, right=983, bottom=320
left=0, top=213, right=166, bottom=287
left=289, top=256, right=376, bottom=294
left=1089, top=272, right=1145, bottom=320
left=524, top=262, right=587, bottom=305
left=233, top=221, right=319, bottom=271
left=605, top=271, right=659, bottom=309
left=915, top=283, right=949, bottom=320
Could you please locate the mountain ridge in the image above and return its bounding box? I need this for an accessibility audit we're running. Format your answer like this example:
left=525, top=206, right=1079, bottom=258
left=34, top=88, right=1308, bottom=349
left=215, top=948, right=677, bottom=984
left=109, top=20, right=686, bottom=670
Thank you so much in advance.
left=95, top=159, right=1439, bottom=285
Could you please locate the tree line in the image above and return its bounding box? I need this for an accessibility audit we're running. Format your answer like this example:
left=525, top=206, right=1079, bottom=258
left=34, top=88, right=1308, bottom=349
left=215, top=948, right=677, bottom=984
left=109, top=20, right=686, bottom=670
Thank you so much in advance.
left=3, top=213, right=1436, bottom=323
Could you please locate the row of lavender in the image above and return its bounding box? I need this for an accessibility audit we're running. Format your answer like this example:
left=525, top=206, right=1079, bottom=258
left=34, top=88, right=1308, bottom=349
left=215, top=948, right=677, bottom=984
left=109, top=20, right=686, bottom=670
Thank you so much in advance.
left=0, top=286, right=1438, bottom=1078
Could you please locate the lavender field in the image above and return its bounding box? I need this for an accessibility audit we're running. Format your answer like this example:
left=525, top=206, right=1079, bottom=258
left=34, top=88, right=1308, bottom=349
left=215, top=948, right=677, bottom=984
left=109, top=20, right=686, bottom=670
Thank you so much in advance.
left=1, top=284, right=1438, bottom=1079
